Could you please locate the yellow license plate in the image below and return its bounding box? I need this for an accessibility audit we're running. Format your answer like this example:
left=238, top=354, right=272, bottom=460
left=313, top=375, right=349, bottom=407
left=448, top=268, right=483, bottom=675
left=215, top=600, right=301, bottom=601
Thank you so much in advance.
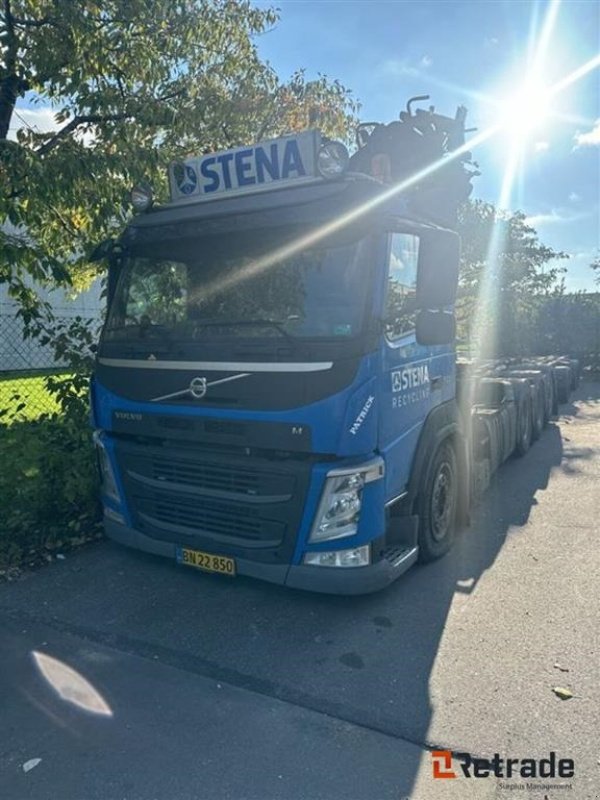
left=176, top=547, right=236, bottom=577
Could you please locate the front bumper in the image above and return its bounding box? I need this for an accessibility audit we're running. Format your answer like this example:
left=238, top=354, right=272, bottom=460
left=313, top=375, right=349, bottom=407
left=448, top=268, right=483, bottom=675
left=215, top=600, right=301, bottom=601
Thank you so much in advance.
left=104, top=516, right=418, bottom=595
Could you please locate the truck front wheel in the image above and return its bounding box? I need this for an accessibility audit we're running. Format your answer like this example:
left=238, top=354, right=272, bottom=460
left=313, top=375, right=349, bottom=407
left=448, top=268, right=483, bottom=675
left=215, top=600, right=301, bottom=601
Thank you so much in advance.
left=417, top=441, right=458, bottom=562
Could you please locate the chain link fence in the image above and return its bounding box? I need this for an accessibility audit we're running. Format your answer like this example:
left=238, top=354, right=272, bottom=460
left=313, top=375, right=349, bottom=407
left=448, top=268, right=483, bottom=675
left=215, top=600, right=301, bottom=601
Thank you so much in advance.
left=0, top=303, right=103, bottom=421
left=1, top=301, right=104, bottom=568
left=1, top=293, right=598, bottom=422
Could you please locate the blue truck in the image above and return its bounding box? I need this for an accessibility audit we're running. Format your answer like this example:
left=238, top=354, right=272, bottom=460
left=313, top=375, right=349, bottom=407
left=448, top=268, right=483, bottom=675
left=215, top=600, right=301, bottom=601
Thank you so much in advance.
left=90, top=99, right=576, bottom=593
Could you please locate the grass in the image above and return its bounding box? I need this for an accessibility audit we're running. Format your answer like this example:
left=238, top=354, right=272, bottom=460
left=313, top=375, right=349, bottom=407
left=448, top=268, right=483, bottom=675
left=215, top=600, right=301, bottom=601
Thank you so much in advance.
left=0, top=371, right=66, bottom=422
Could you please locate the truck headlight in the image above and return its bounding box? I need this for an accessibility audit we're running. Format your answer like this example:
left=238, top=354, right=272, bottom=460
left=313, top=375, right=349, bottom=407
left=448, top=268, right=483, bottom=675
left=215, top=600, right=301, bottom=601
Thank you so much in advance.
left=304, top=545, right=370, bottom=568
left=93, top=431, right=120, bottom=504
left=309, top=459, right=383, bottom=543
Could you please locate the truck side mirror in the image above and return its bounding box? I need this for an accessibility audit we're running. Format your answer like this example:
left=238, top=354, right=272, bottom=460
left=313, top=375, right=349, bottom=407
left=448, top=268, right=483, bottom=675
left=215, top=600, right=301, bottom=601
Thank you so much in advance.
left=106, top=258, right=122, bottom=308
left=89, top=238, right=116, bottom=262
left=416, top=310, right=456, bottom=346
left=416, top=229, right=460, bottom=308
left=89, top=239, right=123, bottom=308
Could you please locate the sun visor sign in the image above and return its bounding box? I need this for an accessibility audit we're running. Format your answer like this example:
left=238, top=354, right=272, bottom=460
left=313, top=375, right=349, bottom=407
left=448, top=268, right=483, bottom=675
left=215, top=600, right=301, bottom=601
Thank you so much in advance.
left=168, top=131, right=321, bottom=204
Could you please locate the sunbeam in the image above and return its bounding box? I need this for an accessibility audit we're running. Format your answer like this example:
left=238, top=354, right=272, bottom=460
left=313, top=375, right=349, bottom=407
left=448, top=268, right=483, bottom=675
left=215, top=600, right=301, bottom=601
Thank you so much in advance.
left=468, top=0, right=564, bottom=369
left=548, top=53, right=600, bottom=97
left=529, top=0, right=562, bottom=75
left=196, top=4, right=597, bottom=328
left=198, top=123, right=499, bottom=304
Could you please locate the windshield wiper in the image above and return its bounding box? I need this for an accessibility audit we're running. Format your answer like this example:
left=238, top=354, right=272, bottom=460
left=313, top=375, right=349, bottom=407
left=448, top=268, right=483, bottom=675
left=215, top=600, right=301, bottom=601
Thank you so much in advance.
left=192, top=319, right=298, bottom=345
left=105, top=322, right=175, bottom=341
left=103, top=323, right=181, bottom=355
left=103, top=323, right=140, bottom=336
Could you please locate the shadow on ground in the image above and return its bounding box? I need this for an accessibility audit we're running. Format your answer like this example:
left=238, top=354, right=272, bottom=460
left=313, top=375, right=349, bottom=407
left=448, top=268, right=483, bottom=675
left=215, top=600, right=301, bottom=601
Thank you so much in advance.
left=1, top=384, right=598, bottom=800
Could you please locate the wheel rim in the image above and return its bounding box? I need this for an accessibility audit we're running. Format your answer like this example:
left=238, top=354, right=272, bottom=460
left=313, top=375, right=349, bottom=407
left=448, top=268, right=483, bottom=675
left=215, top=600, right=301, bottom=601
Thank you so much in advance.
left=430, top=462, right=455, bottom=541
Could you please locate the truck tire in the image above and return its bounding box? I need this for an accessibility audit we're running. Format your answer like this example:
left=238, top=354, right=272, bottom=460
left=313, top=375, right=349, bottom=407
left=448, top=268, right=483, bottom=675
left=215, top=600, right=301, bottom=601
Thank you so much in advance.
left=484, top=413, right=501, bottom=474
left=553, top=365, right=571, bottom=405
left=544, top=373, right=555, bottom=424
left=531, top=384, right=545, bottom=441
left=511, top=364, right=553, bottom=424
left=417, top=440, right=458, bottom=563
left=568, top=359, right=580, bottom=389
left=514, top=390, right=532, bottom=457
left=506, top=372, right=546, bottom=439
left=551, top=374, right=560, bottom=416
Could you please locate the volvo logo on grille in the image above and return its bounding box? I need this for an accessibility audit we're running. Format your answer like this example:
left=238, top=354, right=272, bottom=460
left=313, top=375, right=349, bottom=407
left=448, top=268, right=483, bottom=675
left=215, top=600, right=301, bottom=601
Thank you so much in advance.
left=189, top=377, right=207, bottom=399
left=150, top=371, right=251, bottom=403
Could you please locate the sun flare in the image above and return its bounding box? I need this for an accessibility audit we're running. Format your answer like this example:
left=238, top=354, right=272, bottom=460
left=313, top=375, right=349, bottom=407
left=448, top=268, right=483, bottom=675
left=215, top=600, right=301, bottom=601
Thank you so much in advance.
left=499, top=80, right=553, bottom=144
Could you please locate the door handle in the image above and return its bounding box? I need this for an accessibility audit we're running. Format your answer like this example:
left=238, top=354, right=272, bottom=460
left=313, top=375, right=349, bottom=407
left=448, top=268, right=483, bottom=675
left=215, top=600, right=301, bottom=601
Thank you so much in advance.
left=431, top=376, right=443, bottom=390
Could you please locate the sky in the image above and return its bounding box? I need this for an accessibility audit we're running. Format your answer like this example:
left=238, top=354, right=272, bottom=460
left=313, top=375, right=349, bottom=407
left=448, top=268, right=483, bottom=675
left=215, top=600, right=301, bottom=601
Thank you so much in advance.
left=11, top=0, right=598, bottom=291
left=252, top=0, right=600, bottom=290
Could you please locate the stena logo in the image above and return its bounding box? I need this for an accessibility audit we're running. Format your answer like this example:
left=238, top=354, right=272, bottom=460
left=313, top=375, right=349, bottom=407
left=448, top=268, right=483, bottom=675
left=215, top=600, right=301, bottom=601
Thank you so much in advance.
left=172, top=163, right=198, bottom=195
left=391, top=363, right=430, bottom=409
left=392, top=364, right=430, bottom=393
left=198, top=139, right=306, bottom=194
left=169, top=131, right=318, bottom=203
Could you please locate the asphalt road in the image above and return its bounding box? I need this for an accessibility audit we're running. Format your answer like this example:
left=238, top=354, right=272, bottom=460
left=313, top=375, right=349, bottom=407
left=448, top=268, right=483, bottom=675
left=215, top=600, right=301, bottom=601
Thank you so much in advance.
left=1, top=383, right=598, bottom=800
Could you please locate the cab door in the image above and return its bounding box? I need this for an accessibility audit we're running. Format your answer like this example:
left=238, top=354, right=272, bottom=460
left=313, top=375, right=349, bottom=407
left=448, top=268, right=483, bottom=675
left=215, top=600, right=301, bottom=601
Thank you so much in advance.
left=378, top=230, right=454, bottom=502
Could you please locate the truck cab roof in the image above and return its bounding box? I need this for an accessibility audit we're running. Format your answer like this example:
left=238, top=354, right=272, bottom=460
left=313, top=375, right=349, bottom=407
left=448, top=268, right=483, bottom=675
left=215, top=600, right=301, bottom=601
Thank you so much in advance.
left=122, top=174, right=443, bottom=250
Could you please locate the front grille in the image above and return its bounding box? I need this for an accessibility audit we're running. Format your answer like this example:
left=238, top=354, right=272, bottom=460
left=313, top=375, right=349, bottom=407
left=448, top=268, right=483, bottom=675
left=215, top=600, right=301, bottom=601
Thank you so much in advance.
left=150, top=456, right=292, bottom=498
left=115, top=439, right=310, bottom=563
left=135, top=492, right=285, bottom=544
left=203, top=419, right=245, bottom=435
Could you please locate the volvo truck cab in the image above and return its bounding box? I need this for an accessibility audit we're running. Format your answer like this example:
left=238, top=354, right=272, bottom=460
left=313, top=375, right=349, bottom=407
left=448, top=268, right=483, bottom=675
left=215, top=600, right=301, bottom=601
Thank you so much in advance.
left=91, top=106, right=477, bottom=593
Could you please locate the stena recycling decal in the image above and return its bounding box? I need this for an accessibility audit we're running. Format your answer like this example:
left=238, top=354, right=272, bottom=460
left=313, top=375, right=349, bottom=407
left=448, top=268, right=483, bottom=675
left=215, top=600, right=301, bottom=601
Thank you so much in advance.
left=169, top=131, right=320, bottom=203
left=391, top=362, right=430, bottom=408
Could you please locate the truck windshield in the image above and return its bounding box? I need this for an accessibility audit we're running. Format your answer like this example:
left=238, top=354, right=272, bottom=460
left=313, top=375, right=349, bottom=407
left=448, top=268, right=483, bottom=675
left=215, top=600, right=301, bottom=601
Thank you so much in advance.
left=104, top=231, right=373, bottom=344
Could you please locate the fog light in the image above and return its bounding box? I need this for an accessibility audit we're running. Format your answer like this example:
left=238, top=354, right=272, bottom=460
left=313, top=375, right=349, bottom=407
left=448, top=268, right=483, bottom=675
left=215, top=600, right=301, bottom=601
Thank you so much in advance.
left=130, top=181, right=153, bottom=212
left=303, top=545, right=370, bottom=568
left=317, top=140, right=349, bottom=179
left=104, top=506, right=125, bottom=525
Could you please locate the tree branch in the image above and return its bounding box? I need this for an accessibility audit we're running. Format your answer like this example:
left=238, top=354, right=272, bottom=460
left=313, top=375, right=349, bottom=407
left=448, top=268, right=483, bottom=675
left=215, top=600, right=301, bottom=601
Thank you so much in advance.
left=11, top=15, right=53, bottom=27
left=36, top=113, right=129, bottom=156
left=34, top=87, right=186, bottom=156
left=0, top=0, right=19, bottom=140
left=156, top=87, right=186, bottom=103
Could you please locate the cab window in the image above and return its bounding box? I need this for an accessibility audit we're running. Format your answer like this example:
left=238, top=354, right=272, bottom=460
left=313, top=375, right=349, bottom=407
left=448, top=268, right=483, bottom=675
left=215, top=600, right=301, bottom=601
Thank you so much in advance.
left=384, top=233, right=419, bottom=340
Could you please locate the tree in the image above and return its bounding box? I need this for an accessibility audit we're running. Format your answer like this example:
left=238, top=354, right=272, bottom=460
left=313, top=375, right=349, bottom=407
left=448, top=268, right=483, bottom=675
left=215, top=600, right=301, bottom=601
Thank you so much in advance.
left=456, top=199, right=568, bottom=356
left=0, top=0, right=358, bottom=320
left=591, top=254, right=600, bottom=285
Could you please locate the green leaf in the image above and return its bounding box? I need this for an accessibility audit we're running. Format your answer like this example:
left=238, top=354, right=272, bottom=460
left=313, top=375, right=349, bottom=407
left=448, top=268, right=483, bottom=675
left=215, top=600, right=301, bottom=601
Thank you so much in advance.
left=2, top=0, right=356, bottom=313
